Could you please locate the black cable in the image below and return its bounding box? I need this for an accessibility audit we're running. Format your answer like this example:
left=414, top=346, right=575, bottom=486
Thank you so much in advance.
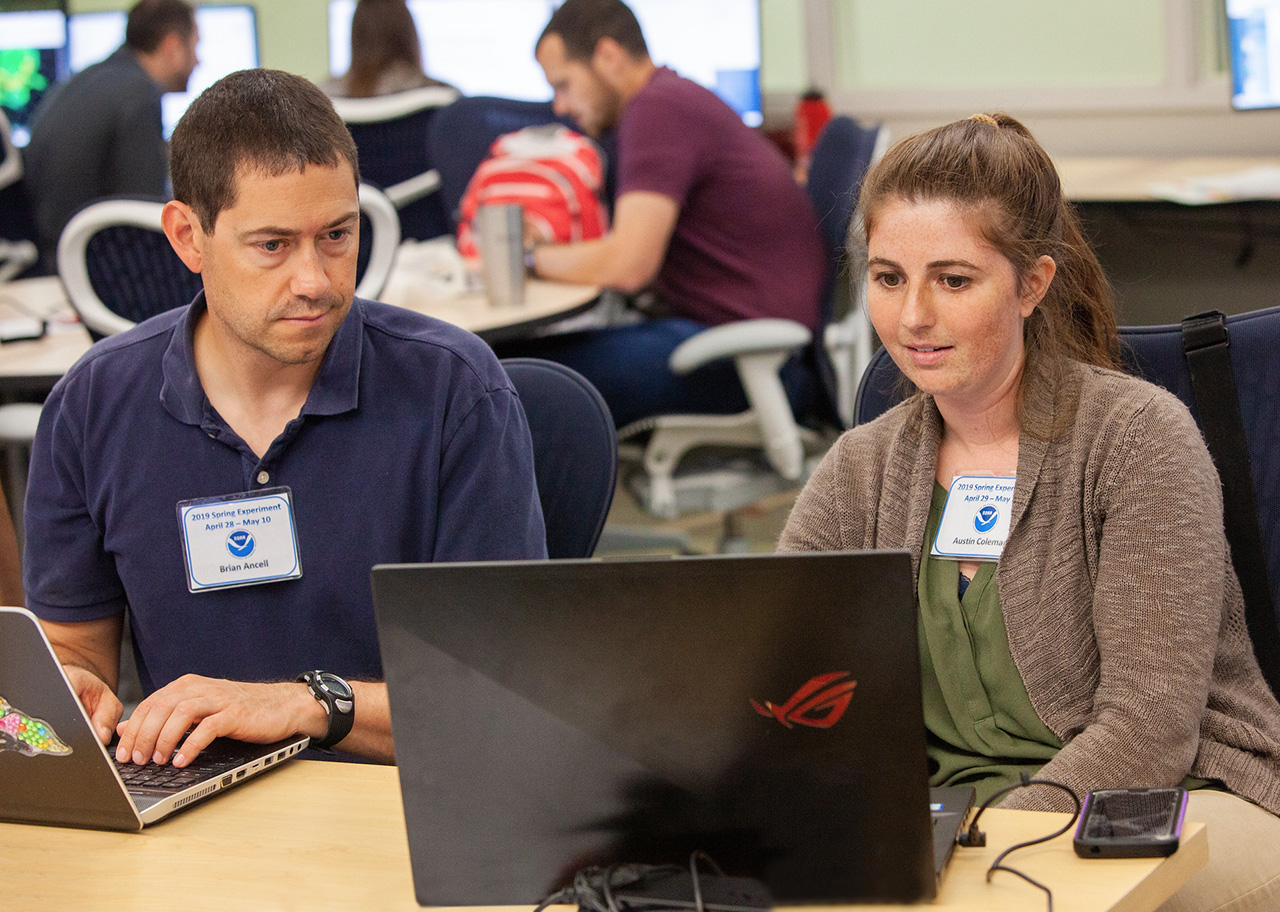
left=688, top=850, right=724, bottom=912
left=534, top=854, right=724, bottom=912
left=957, top=773, right=1082, bottom=912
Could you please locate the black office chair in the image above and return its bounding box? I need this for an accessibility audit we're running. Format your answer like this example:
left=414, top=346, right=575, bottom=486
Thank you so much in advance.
left=332, top=86, right=458, bottom=241
left=57, top=187, right=401, bottom=340
left=853, top=306, right=1280, bottom=693
left=500, top=357, right=617, bottom=559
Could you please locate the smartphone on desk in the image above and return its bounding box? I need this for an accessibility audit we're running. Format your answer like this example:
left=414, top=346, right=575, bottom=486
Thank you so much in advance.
left=1074, top=787, right=1188, bottom=858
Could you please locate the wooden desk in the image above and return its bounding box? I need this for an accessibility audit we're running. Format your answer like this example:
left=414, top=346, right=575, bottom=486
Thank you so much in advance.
left=1057, top=156, right=1280, bottom=203
left=0, top=274, right=600, bottom=391
left=0, top=760, right=1206, bottom=912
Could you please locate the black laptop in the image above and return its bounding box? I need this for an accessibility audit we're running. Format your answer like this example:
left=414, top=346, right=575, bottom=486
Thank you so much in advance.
left=0, top=606, right=309, bottom=831
left=371, top=551, right=974, bottom=906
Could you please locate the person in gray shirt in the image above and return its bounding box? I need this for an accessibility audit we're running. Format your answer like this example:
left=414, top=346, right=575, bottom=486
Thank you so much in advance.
left=24, top=0, right=199, bottom=271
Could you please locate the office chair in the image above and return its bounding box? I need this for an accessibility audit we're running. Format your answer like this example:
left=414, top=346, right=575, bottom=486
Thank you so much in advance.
left=57, top=185, right=401, bottom=339
left=853, top=306, right=1280, bottom=694
left=614, top=117, right=889, bottom=526
left=0, top=110, right=37, bottom=282
left=500, top=357, right=617, bottom=559
left=331, top=86, right=458, bottom=241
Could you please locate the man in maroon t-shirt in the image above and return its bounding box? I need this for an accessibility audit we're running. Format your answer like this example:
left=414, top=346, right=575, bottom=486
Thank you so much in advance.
left=515, top=0, right=827, bottom=427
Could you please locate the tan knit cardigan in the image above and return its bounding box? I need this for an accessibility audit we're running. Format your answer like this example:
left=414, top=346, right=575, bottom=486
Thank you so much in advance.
left=779, top=360, right=1280, bottom=814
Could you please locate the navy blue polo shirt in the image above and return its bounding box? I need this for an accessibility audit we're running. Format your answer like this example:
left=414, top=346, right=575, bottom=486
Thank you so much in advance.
left=24, top=295, right=546, bottom=693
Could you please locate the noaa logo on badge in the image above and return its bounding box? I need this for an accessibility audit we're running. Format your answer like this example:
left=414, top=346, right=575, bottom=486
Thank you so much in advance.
left=226, top=529, right=256, bottom=558
left=974, top=505, right=999, bottom=533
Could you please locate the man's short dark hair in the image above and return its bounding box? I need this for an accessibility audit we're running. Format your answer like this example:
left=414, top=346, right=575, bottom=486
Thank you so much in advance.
left=537, top=0, right=648, bottom=62
left=125, top=0, right=196, bottom=55
left=170, top=69, right=361, bottom=232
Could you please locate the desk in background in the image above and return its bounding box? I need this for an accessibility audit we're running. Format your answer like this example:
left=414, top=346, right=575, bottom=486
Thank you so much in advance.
left=0, top=759, right=1206, bottom=912
left=1056, top=156, right=1280, bottom=327
left=0, top=274, right=600, bottom=394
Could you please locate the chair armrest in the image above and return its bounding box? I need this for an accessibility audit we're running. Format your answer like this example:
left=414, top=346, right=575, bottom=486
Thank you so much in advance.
left=355, top=184, right=401, bottom=301
left=668, top=319, right=812, bottom=374
left=667, top=319, right=813, bottom=481
left=384, top=170, right=442, bottom=208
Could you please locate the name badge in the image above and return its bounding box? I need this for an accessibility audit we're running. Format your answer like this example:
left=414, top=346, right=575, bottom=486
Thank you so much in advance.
left=931, top=475, right=1016, bottom=562
left=177, top=487, right=303, bottom=592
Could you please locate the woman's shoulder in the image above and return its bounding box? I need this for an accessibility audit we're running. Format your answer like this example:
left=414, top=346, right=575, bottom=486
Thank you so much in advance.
left=1068, top=361, right=1199, bottom=431
left=1056, top=361, right=1212, bottom=480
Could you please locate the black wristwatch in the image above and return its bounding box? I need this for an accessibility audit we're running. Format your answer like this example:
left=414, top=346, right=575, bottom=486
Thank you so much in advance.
left=297, top=671, right=354, bottom=749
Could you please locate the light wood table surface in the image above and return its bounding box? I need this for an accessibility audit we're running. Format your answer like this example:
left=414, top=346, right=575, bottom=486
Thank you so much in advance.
left=1057, top=156, right=1280, bottom=203
left=0, top=273, right=600, bottom=390
left=0, top=759, right=1206, bottom=912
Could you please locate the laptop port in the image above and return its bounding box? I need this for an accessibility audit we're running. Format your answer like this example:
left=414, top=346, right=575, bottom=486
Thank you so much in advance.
left=221, top=775, right=232, bottom=787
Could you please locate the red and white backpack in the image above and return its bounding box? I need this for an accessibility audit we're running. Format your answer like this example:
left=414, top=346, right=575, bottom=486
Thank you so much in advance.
left=456, top=124, right=609, bottom=257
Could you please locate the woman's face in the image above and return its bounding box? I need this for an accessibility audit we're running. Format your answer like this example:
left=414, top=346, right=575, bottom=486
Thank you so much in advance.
left=866, top=196, right=1054, bottom=416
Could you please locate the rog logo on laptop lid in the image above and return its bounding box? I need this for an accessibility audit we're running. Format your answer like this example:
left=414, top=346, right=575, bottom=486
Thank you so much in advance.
left=750, top=672, right=857, bottom=729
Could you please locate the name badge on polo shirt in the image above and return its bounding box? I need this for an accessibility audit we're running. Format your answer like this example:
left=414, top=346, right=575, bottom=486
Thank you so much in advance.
left=177, top=487, right=302, bottom=592
left=931, top=475, right=1016, bottom=562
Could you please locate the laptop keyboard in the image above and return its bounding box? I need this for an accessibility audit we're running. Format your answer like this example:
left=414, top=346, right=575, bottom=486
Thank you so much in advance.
left=111, top=748, right=246, bottom=794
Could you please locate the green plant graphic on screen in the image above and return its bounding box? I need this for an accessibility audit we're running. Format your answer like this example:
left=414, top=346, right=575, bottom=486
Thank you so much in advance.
left=0, top=49, right=49, bottom=110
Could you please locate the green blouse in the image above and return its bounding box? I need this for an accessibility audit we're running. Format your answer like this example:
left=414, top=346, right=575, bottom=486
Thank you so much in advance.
left=920, top=483, right=1061, bottom=805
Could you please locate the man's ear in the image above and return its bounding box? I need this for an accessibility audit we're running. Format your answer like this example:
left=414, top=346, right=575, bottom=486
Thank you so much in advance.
left=591, top=37, right=627, bottom=80
left=159, top=30, right=186, bottom=67
left=161, top=200, right=206, bottom=274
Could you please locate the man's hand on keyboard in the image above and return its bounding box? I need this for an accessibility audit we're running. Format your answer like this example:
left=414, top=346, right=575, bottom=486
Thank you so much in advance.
left=64, top=664, right=123, bottom=746
left=114, top=674, right=328, bottom=767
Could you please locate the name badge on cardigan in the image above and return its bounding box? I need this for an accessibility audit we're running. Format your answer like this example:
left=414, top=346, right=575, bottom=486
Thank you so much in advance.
left=177, top=487, right=303, bottom=592
left=932, top=475, right=1016, bottom=561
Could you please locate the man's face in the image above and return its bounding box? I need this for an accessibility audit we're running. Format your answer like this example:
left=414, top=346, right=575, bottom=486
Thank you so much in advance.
left=536, top=33, right=622, bottom=138
left=192, top=163, right=359, bottom=370
left=163, top=27, right=200, bottom=93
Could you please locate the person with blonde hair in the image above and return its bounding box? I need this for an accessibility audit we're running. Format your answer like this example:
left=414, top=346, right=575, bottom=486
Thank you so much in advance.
left=779, top=113, right=1280, bottom=910
left=324, top=0, right=452, bottom=98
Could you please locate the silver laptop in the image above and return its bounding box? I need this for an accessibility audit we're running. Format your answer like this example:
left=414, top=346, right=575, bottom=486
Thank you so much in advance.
left=0, top=605, right=309, bottom=831
left=371, top=551, right=974, bottom=906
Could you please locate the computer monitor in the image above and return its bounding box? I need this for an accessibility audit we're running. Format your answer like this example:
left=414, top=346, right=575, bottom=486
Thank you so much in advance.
left=327, top=0, right=762, bottom=127
left=1227, top=0, right=1280, bottom=110
left=67, top=4, right=259, bottom=138
left=0, top=8, right=68, bottom=147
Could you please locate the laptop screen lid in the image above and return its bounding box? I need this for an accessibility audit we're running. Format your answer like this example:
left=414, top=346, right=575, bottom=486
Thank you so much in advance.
left=0, top=606, right=309, bottom=831
left=371, top=550, right=937, bottom=905
left=0, top=606, right=142, bottom=830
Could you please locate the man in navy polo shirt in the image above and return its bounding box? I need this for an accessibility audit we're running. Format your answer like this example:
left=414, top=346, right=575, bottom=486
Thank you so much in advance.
left=22, top=69, right=546, bottom=767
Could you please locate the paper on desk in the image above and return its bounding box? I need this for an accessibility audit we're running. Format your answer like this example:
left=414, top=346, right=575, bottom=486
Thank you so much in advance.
left=379, top=238, right=468, bottom=310
left=1149, top=166, right=1280, bottom=205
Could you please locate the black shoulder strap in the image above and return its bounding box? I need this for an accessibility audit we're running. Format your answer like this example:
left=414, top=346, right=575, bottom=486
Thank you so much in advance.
left=1181, top=311, right=1280, bottom=696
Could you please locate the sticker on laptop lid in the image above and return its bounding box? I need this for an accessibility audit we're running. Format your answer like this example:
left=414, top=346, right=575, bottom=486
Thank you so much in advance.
left=177, top=487, right=302, bottom=592
left=0, top=695, right=73, bottom=757
left=932, top=475, right=1016, bottom=561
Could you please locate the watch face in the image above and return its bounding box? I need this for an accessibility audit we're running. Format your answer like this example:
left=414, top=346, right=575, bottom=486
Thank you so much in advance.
left=317, top=672, right=354, bottom=700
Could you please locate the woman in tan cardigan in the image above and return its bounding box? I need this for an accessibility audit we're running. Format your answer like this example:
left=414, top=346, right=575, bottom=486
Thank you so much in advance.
left=779, top=113, right=1280, bottom=911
